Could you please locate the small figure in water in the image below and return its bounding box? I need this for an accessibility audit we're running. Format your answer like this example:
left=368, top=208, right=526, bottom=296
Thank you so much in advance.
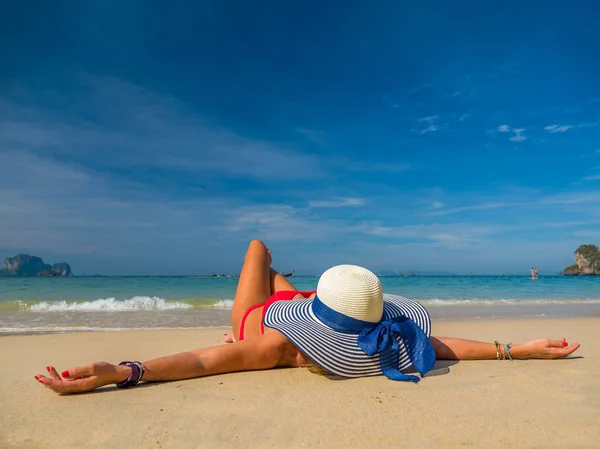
left=531, top=267, right=539, bottom=280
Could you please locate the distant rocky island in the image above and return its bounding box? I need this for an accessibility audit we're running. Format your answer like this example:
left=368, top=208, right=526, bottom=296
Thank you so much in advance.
left=0, top=254, right=72, bottom=277
left=563, top=244, right=600, bottom=276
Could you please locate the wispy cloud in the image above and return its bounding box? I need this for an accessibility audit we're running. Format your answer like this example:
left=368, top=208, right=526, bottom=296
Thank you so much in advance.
left=541, top=191, right=600, bottom=205
left=429, top=202, right=520, bottom=216
left=578, top=121, right=600, bottom=128
left=497, top=125, right=527, bottom=141
left=362, top=223, right=494, bottom=248
left=226, top=205, right=330, bottom=241
left=309, top=198, right=365, bottom=208
left=510, top=128, right=527, bottom=142
left=432, top=201, right=444, bottom=209
left=419, top=124, right=439, bottom=134
left=0, top=76, right=327, bottom=181
left=581, top=173, right=600, bottom=182
left=544, top=124, right=573, bottom=133
left=417, top=115, right=440, bottom=134
left=334, top=158, right=411, bottom=173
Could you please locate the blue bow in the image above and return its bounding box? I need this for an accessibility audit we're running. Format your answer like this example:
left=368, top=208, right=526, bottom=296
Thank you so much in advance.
left=357, top=316, right=436, bottom=382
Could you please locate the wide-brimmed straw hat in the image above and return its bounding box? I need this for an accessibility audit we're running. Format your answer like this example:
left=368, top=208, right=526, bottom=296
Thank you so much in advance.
left=264, top=264, right=436, bottom=382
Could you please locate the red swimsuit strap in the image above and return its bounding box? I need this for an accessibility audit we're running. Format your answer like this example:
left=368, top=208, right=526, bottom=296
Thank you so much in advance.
left=238, top=290, right=316, bottom=341
left=260, top=290, right=316, bottom=334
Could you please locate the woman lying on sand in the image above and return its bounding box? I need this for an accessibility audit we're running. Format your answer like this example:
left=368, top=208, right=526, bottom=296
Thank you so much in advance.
left=35, top=240, right=580, bottom=394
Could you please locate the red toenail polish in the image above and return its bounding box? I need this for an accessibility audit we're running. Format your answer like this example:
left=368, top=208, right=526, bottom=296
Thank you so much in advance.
left=62, top=370, right=69, bottom=377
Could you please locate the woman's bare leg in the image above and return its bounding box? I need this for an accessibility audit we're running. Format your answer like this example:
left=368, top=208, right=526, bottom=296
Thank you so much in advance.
left=224, top=251, right=304, bottom=343
left=230, top=240, right=272, bottom=342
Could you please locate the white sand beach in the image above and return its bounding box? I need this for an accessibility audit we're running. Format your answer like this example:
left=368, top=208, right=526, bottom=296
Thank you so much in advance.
left=1, top=318, right=599, bottom=448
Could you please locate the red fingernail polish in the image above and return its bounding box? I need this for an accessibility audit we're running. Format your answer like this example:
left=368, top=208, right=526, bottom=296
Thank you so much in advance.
left=61, top=370, right=69, bottom=377
left=46, top=366, right=50, bottom=372
left=38, top=379, right=43, bottom=383
left=563, top=341, right=568, bottom=347
left=34, top=375, right=39, bottom=380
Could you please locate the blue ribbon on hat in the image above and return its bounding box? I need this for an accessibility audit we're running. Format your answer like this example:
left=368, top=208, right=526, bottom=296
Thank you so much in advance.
left=357, top=317, right=436, bottom=382
left=312, top=297, right=436, bottom=382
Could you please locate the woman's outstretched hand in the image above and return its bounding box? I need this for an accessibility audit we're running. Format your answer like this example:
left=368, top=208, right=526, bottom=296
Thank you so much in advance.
left=516, top=339, right=580, bottom=359
left=35, top=362, right=129, bottom=395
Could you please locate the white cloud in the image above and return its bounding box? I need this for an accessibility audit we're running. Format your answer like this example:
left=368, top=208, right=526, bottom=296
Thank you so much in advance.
left=226, top=205, right=331, bottom=241
left=0, top=76, right=326, bottom=181
left=578, top=121, right=599, bottom=128
left=497, top=125, right=526, bottom=141
left=581, top=173, right=600, bottom=182
left=573, top=229, right=600, bottom=238
left=429, top=202, right=520, bottom=216
left=419, top=124, right=439, bottom=134
left=363, top=223, right=493, bottom=248
left=509, top=128, right=527, bottom=141
left=432, top=201, right=444, bottom=209
left=309, top=197, right=365, bottom=208
left=544, top=124, right=573, bottom=133
left=542, top=191, right=600, bottom=205
left=416, top=115, right=441, bottom=134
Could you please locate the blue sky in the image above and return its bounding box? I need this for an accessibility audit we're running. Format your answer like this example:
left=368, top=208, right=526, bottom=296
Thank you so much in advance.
left=1, top=1, right=599, bottom=275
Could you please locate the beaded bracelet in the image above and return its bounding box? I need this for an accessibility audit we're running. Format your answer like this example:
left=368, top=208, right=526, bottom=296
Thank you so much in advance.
left=115, top=361, right=145, bottom=388
left=505, top=343, right=513, bottom=361
left=494, top=340, right=502, bottom=360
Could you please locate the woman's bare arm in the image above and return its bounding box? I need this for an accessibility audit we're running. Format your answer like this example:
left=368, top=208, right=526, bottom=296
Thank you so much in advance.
left=36, top=331, right=289, bottom=394
left=431, top=336, right=580, bottom=360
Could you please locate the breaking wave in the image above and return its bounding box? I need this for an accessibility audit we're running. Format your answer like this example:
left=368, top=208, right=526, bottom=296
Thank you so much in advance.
left=28, top=296, right=193, bottom=312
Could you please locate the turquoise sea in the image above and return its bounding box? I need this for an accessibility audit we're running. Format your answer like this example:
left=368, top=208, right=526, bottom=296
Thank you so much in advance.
left=1, top=275, right=599, bottom=333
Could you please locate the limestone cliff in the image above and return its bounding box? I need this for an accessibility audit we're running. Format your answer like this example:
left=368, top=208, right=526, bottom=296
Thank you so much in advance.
left=52, top=262, right=73, bottom=276
left=0, top=254, right=73, bottom=276
left=563, top=244, right=600, bottom=275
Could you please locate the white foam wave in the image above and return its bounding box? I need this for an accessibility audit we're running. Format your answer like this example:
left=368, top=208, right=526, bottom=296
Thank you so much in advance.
left=0, top=326, right=214, bottom=334
left=420, top=298, right=600, bottom=306
left=28, top=296, right=193, bottom=312
left=211, top=299, right=234, bottom=309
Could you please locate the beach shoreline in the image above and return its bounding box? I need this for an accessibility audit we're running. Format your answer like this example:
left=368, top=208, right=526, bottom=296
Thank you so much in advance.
left=3, top=302, right=600, bottom=336
left=2, top=317, right=599, bottom=448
